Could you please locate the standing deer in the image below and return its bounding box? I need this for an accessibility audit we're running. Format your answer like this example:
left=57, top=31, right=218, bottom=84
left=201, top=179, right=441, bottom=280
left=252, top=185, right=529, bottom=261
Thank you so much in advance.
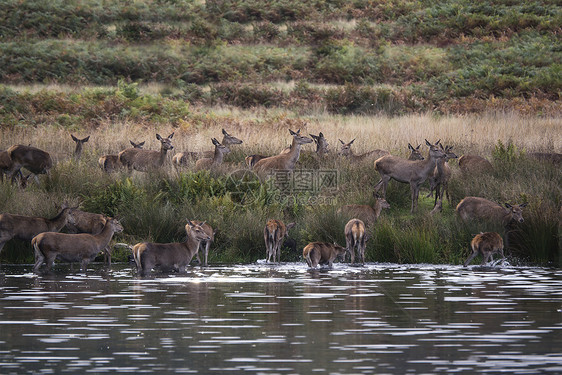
left=339, top=139, right=389, bottom=161
left=99, top=140, right=144, bottom=173
left=6, top=144, right=52, bottom=184
left=407, top=143, right=425, bottom=161
left=64, top=209, right=114, bottom=264
left=195, top=138, right=229, bottom=170
left=264, top=219, right=295, bottom=263
left=71, top=134, right=90, bottom=160
left=253, top=129, right=313, bottom=173
left=528, top=152, right=562, bottom=164
left=0, top=149, right=23, bottom=184
left=0, top=203, right=74, bottom=257
left=32, top=218, right=123, bottom=273
left=191, top=220, right=215, bottom=267
left=119, top=133, right=174, bottom=171
left=456, top=197, right=527, bottom=227
left=464, top=231, right=505, bottom=266
left=373, top=140, right=446, bottom=213
left=345, top=219, right=368, bottom=264
left=458, top=154, right=493, bottom=174
left=132, top=220, right=211, bottom=276
left=303, top=242, right=346, bottom=268
left=339, top=194, right=390, bottom=226
left=427, top=144, right=458, bottom=211
left=174, top=129, right=243, bottom=167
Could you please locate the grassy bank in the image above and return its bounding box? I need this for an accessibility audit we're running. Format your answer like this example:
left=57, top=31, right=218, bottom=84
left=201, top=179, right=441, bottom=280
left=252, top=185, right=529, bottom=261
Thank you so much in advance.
left=0, top=106, right=560, bottom=266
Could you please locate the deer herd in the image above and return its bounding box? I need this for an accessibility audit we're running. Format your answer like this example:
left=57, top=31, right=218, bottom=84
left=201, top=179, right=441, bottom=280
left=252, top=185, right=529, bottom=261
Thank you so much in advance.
left=1, top=125, right=554, bottom=274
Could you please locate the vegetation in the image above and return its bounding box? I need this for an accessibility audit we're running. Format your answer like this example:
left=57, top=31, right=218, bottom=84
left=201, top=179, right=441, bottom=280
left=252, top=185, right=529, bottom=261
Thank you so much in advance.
left=0, top=1, right=559, bottom=267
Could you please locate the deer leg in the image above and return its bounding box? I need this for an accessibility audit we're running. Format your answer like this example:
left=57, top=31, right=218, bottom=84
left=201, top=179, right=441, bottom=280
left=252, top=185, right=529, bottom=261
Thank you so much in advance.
left=204, top=240, right=210, bottom=266
left=33, top=252, right=45, bottom=272
left=410, top=183, right=420, bottom=213
left=463, top=250, right=478, bottom=267
left=374, top=176, right=390, bottom=198
left=104, top=246, right=111, bottom=266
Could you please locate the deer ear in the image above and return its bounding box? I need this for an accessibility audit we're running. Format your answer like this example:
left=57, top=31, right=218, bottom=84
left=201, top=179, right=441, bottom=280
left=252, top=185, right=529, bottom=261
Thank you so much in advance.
left=417, top=144, right=421, bottom=149
left=222, top=129, right=227, bottom=135
left=408, top=143, right=414, bottom=150
left=212, top=138, right=220, bottom=146
left=139, top=141, right=145, bottom=147
left=505, top=203, right=513, bottom=209
left=350, top=139, right=355, bottom=145
left=519, top=203, right=528, bottom=208
left=71, top=134, right=78, bottom=142
left=425, top=139, right=432, bottom=146
left=319, top=132, right=324, bottom=137
left=289, top=129, right=296, bottom=136
left=83, top=136, right=90, bottom=142
left=168, top=132, right=174, bottom=139
left=339, top=139, right=345, bottom=144
left=156, top=134, right=163, bottom=141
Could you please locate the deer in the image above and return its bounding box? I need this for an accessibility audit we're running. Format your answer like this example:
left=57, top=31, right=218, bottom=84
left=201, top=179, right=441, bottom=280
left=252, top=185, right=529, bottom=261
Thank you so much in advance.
left=458, top=154, right=493, bottom=174
left=529, top=152, right=562, bottom=164
left=264, top=219, right=295, bottom=263
left=131, top=220, right=211, bottom=276
left=0, top=203, right=74, bottom=257
left=6, top=144, right=52, bottom=184
left=190, top=220, right=215, bottom=267
left=64, top=209, right=115, bottom=264
left=407, top=143, right=425, bottom=161
left=464, top=231, right=505, bottom=267
left=373, top=140, right=446, bottom=213
left=71, top=134, right=90, bottom=160
left=345, top=219, right=368, bottom=264
left=339, top=139, right=389, bottom=162
left=173, top=129, right=243, bottom=167
left=253, top=129, right=313, bottom=173
left=309, top=132, right=330, bottom=157
left=427, top=144, right=458, bottom=211
left=32, top=217, right=123, bottom=273
left=119, top=133, right=174, bottom=171
left=339, top=194, right=390, bottom=226
left=99, top=140, right=145, bottom=173
left=303, top=242, right=346, bottom=269
left=456, top=197, right=527, bottom=227
left=195, top=138, right=229, bottom=170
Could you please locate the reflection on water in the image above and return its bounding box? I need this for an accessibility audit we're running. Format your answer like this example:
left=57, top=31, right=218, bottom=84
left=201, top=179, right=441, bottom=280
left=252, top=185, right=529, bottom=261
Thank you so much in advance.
left=1, top=263, right=561, bottom=374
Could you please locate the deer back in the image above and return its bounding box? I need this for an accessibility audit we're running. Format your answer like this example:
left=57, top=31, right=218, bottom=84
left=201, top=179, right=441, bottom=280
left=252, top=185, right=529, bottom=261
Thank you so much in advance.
left=458, top=154, right=493, bottom=174
left=7, top=144, right=52, bottom=175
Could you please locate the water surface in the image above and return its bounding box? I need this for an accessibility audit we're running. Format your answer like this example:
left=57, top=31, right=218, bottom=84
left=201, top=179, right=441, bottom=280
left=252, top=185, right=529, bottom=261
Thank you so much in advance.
left=1, top=263, right=561, bottom=374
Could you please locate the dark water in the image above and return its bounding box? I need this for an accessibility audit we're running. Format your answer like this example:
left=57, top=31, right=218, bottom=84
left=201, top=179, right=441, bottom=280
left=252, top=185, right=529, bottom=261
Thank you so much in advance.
left=1, top=263, right=561, bottom=374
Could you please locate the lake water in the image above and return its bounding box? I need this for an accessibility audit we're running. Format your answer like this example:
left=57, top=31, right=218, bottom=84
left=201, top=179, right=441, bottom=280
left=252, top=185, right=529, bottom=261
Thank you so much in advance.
left=1, top=263, right=561, bottom=374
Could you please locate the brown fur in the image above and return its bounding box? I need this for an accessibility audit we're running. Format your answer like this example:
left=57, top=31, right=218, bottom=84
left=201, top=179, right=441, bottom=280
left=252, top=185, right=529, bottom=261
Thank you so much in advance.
left=99, top=140, right=144, bottom=173
left=264, top=219, right=295, bottom=263
left=132, top=220, right=210, bottom=276
left=195, top=138, right=229, bottom=170
left=374, top=140, right=446, bottom=213
left=427, top=145, right=458, bottom=211
left=456, top=196, right=527, bottom=227
left=64, top=209, right=111, bottom=264
left=529, top=152, right=562, bottom=164
left=174, top=129, right=242, bottom=167
left=339, top=139, right=389, bottom=161
left=344, top=219, right=368, bottom=264
left=407, top=143, right=425, bottom=161
left=309, top=132, right=330, bottom=157
left=303, top=242, right=346, bottom=268
left=458, top=154, right=493, bottom=174
left=464, top=232, right=504, bottom=266
left=253, top=129, right=313, bottom=173
left=339, top=196, right=390, bottom=226
left=0, top=203, right=74, bottom=256
left=119, top=133, right=174, bottom=171
left=191, top=220, right=215, bottom=266
left=33, top=218, right=123, bottom=272
left=6, top=144, right=52, bottom=182
left=71, top=134, right=90, bottom=160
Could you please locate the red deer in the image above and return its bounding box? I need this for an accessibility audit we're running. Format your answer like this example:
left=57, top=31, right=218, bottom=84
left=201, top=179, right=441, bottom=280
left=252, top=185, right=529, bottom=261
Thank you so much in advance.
left=195, top=138, right=229, bottom=170
left=407, top=143, right=425, bottom=161
left=253, top=129, right=313, bottom=173
left=427, top=144, right=458, bottom=212
left=345, top=219, right=368, bottom=264
left=6, top=144, right=52, bottom=184
left=303, top=242, right=346, bottom=268
left=190, top=220, right=215, bottom=267
left=339, top=139, right=389, bottom=161
left=99, top=140, right=144, bottom=173
left=0, top=203, right=74, bottom=257
left=309, top=132, right=330, bottom=157
left=264, top=219, right=295, bottom=263
left=458, top=154, right=493, bottom=174
left=339, top=194, right=390, bottom=226
left=32, top=218, right=123, bottom=273
left=71, top=134, right=90, bottom=160
left=245, top=154, right=266, bottom=168
left=131, top=220, right=211, bottom=276
left=464, top=231, right=504, bottom=266
left=374, top=140, right=446, bottom=213
left=456, top=197, right=527, bottom=227
left=173, top=129, right=243, bottom=167
left=119, top=133, right=174, bottom=171
left=64, top=209, right=114, bottom=264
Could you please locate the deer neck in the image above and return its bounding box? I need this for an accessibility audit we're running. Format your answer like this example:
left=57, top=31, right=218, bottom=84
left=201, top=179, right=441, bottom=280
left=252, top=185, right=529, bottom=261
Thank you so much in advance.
left=284, top=138, right=303, bottom=168
left=213, top=147, right=225, bottom=164
left=372, top=201, right=383, bottom=219
left=48, top=208, right=71, bottom=232
left=94, top=222, right=117, bottom=249
left=185, top=233, right=202, bottom=256
left=159, top=146, right=169, bottom=165
left=74, top=144, right=83, bottom=158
